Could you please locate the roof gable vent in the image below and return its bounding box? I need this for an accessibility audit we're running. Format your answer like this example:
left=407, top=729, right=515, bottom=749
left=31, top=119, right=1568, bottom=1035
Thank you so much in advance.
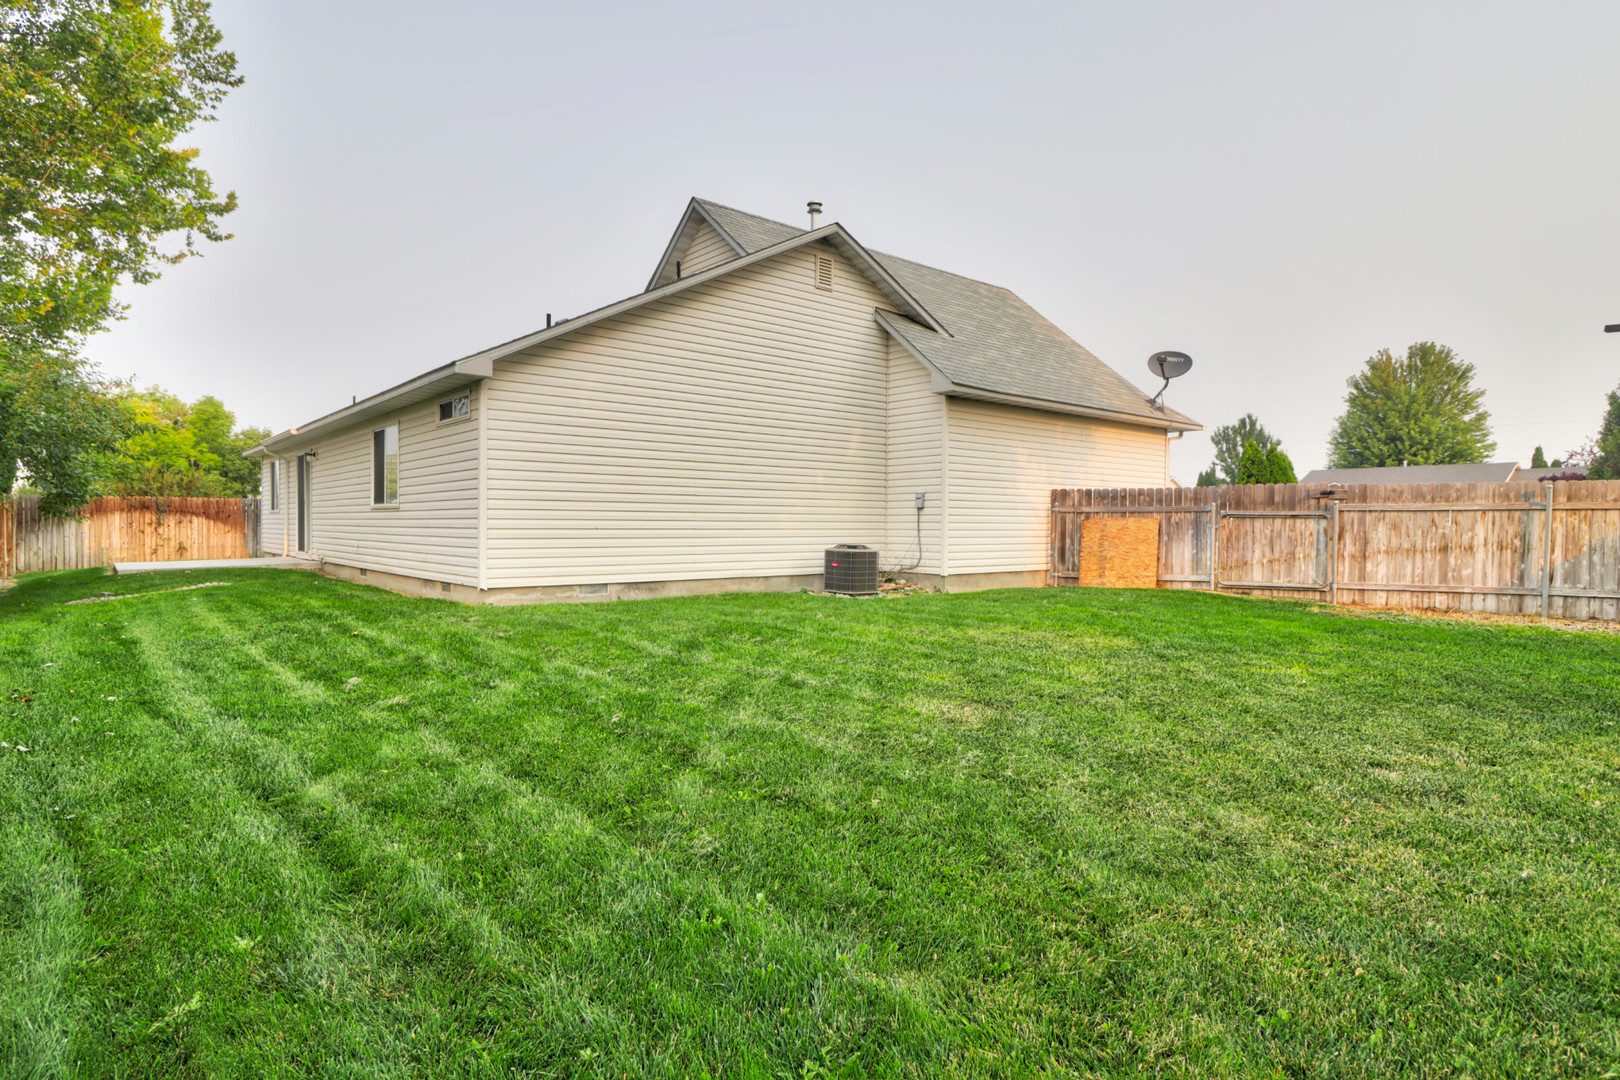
left=814, top=254, right=833, bottom=291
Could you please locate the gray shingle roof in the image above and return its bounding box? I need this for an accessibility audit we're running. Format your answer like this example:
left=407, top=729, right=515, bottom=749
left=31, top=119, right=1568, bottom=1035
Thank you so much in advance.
left=694, top=200, right=1197, bottom=428
left=1301, top=462, right=1521, bottom=485
left=696, top=200, right=802, bottom=253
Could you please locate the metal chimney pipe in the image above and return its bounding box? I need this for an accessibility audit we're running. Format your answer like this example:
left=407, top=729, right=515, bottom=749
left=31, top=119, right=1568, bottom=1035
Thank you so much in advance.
left=807, top=201, right=822, bottom=229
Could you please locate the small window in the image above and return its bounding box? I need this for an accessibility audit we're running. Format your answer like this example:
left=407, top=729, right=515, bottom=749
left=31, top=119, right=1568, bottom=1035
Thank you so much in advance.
left=815, top=254, right=833, bottom=291
left=438, top=393, right=470, bottom=422
left=268, top=460, right=280, bottom=511
left=372, top=424, right=399, bottom=505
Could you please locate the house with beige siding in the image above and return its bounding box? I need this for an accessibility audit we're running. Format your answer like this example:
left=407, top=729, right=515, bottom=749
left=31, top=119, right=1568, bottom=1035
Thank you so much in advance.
left=247, top=198, right=1199, bottom=602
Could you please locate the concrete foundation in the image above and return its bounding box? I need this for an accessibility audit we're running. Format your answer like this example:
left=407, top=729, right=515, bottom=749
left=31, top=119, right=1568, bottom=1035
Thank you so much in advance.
left=317, top=559, right=1047, bottom=605
left=903, top=569, right=1049, bottom=593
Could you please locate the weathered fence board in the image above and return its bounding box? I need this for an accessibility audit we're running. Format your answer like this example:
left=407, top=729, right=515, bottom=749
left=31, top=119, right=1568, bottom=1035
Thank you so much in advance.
left=1052, top=480, right=1620, bottom=621
left=2, top=497, right=263, bottom=575
left=0, top=500, right=11, bottom=579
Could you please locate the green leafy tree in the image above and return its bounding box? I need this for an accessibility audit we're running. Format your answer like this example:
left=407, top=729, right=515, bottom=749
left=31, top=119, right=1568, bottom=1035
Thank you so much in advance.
left=101, top=386, right=264, bottom=497
left=1, top=0, right=241, bottom=512
left=1207, top=414, right=1278, bottom=483
left=1326, top=342, right=1495, bottom=468
left=0, top=349, right=131, bottom=512
left=1586, top=385, right=1620, bottom=480
left=1530, top=446, right=1548, bottom=470
left=1194, top=465, right=1219, bottom=487
left=187, top=394, right=265, bottom=494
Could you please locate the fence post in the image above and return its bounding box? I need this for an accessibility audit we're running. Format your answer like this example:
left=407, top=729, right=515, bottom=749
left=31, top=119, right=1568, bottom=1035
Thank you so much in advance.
left=244, top=497, right=262, bottom=558
left=1211, top=493, right=1221, bottom=592
left=1, top=499, right=11, bottom=579
left=1541, top=482, right=1555, bottom=618
left=1329, top=500, right=1340, bottom=606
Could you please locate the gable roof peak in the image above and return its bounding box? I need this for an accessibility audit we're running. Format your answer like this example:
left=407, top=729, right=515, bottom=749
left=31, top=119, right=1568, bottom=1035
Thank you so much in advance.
left=656, top=196, right=1197, bottom=430
left=648, top=197, right=812, bottom=291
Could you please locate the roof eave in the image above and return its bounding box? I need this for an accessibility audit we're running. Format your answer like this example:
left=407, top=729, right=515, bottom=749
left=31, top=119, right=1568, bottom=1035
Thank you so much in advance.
left=874, top=310, right=962, bottom=393
left=944, top=383, right=1202, bottom=431
left=875, top=311, right=1199, bottom=432
left=457, top=224, right=946, bottom=372
left=825, top=233, right=950, bottom=337
left=260, top=361, right=487, bottom=452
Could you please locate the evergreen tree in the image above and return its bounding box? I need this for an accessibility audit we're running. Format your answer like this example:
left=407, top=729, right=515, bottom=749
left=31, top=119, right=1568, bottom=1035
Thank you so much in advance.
left=1194, top=465, right=1219, bottom=487
left=1531, top=446, right=1548, bottom=470
left=1264, top=444, right=1298, bottom=484
left=1228, top=437, right=1299, bottom=484
left=1207, top=414, right=1278, bottom=483
left=1236, top=439, right=1268, bottom=484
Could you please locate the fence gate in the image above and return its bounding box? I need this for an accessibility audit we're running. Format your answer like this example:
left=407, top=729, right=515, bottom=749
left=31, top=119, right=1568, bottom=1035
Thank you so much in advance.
left=1214, top=505, right=1336, bottom=596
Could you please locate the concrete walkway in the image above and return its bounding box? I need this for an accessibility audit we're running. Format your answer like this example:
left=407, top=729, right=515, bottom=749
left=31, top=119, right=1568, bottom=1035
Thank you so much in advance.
left=113, top=556, right=315, bottom=574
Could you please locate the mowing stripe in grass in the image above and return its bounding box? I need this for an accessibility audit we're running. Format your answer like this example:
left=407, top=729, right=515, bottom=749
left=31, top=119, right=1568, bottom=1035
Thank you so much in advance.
left=16, top=606, right=442, bottom=1078
left=243, top=584, right=1615, bottom=1073
left=4, top=567, right=1617, bottom=1076
left=0, top=757, right=85, bottom=1080
left=124, top=596, right=967, bottom=1075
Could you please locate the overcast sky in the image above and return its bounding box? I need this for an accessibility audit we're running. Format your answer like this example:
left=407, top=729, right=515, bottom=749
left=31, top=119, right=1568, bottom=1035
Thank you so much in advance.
left=85, top=0, right=1620, bottom=480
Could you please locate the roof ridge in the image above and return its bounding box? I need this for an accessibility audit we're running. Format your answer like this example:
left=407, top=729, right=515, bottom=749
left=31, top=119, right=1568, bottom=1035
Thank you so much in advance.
left=695, top=198, right=1015, bottom=294
left=868, top=248, right=1018, bottom=298
left=694, top=198, right=805, bottom=236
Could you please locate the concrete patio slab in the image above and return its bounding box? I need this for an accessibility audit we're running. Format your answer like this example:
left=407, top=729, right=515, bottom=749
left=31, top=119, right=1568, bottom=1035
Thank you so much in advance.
left=113, top=556, right=316, bottom=574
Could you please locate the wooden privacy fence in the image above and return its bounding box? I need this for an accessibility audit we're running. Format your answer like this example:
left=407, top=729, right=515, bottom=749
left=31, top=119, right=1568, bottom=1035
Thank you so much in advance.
left=4, top=496, right=262, bottom=575
left=1052, top=480, right=1620, bottom=622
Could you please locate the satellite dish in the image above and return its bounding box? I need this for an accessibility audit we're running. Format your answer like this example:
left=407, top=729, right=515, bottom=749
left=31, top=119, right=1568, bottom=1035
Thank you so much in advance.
left=1146, top=350, right=1193, bottom=407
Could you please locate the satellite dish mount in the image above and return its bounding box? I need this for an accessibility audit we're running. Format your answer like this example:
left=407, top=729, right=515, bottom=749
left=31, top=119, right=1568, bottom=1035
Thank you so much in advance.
left=1147, top=350, right=1193, bottom=408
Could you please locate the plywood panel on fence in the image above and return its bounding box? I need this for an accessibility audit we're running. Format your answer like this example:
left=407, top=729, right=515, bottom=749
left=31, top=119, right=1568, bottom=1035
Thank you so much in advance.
left=1052, top=480, right=1620, bottom=622
left=1077, top=516, right=1159, bottom=588
left=1049, top=485, right=1213, bottom=590
left=4, top=497, right=263, bottom=573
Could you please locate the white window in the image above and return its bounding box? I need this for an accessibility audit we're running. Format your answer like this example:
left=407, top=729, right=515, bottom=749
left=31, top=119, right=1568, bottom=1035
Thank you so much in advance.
left=438, top=393, right=470, bottom=422
left=372, top=425, right=399, bottom=505
left=268, top=460, right=280, bottom=510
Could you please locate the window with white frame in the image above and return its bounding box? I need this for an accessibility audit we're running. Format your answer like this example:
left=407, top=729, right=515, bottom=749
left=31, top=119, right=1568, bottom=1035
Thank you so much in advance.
left=372, top=425, right=399, bottom=505
left=438, top=393, right=470, bottom=422
left=268, top=460, right=280, bottom=510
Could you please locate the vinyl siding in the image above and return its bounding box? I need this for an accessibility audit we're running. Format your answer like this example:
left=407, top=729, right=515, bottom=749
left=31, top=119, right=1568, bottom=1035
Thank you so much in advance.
left=484, top=241, right=891, bottom=587
left=944, top=398, right=1170, bottom=575
left=884, top=342, right=945, bottom=576
left=679, top=220, right=739, bottom=277
left=260, top=457, right=288, bottom=555
left=297, top=387, right=482, bottom=582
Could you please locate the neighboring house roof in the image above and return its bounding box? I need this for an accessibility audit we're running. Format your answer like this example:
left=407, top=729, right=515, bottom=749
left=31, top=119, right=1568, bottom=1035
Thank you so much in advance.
left=1301, top=462, right=1521, bottom=485
left=253, top=198, right=1197, bottom=455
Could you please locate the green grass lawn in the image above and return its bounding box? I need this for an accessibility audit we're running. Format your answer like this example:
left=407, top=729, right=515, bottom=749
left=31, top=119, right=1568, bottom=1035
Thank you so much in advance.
left=1, top=568, right=1616, bottom=1079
